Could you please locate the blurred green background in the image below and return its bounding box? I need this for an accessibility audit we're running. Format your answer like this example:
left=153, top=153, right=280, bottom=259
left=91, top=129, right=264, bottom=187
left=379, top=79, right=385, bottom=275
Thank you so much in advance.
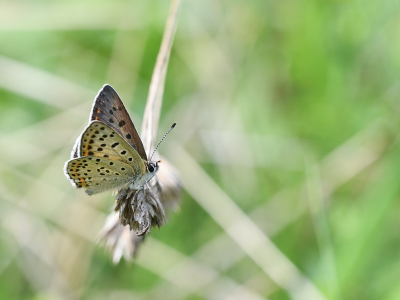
left=0, top=0, right=399, bottom=299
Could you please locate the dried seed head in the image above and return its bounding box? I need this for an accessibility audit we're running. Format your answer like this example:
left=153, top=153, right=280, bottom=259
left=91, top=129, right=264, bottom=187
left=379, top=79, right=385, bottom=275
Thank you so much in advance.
left=99, top=158, right=181, bottom=263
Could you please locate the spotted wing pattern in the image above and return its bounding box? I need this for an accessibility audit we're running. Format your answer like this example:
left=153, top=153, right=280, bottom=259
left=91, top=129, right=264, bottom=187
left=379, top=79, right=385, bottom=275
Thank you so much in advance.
left=78, top=121, right=146, bottom=168
left=90, top=84, right=147, bottom=160
left=64, top=156, right=137, bottom=195
left=64, top=121, right=147, bottom=195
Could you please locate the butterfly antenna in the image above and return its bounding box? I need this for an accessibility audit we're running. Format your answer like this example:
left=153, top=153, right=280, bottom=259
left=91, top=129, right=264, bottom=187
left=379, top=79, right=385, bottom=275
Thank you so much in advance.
left=149, top=122, right=176, bottom=161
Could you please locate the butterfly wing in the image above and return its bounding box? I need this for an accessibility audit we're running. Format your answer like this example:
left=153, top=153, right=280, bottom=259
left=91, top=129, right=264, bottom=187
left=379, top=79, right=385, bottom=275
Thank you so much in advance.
left=64, top=121, right=147, bottom=195
left=78, top=121, right=146, bottom=167
left=90, top=84, right=147, bottom=160
left=64, top=156, right=138, bottom=195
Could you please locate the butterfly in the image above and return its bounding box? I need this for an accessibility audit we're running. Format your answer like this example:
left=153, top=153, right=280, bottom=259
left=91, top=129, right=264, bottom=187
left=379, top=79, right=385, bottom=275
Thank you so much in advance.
left=64, top=84, right=175, bottom=235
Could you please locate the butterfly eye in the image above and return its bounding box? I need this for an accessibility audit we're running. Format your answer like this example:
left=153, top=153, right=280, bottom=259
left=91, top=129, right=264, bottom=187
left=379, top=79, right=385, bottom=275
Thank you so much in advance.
left=147, top=163, right=155, bottom=173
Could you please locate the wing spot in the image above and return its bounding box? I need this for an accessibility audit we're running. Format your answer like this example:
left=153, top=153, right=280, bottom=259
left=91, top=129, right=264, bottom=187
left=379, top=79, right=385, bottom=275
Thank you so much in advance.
left=121, top=167, right=125, bottom=171
left=106, top=170, right=110, bottom=173
left=109, top=110, right=113, bottom=115
left=103, top=135, right=107, bottom=138
left=88, top=151, right=94, bottom=155
left=100, top=143, right=106, bottom=147
left=96, top=159, right=100, bottom=162
left=100, top=173, right=105, bottom=176
left=128, top=157, right=133, bottom=162
left=115, top=173, right=120, bottom=175
left=109, top=118, right=114, bottom=123
left=110, top=134, right=114, bottom=137
left=112, top=107, right=117, bottom=111
left=95, top=131, right=99, bottom=134
left=119, top=120, right=126, bottom=127
left=126, top=134, right=131, bottom=139
left=97, top=108, right=101, bottom=113
left=99, top=138, right=104, bottom=141
left=110, top=162, right=114, bottom=165
left=121, top=150, right=126, bottom=155
left=97, top=147, right=103, bottom=151
left=111, top=142, right=119, bottom=148
left=103, top=155, right=109, bottom=157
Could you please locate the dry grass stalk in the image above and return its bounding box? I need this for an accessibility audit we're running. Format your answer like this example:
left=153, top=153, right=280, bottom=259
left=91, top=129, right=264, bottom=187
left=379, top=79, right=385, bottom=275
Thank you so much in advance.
left=99, top=0, right=183, bottom=263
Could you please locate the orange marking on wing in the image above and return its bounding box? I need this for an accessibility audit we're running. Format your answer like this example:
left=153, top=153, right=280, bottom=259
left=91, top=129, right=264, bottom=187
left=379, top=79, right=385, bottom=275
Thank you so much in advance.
left=84, top=145, right=89, bottom=149
left=73, top=169, right=77, bottom=172
left=97, top=108, right=101, bottom=113
left=79, top=178, right=86, bottom=187
left=95, top=116, right=98, bottom=120
left=83, top=151, right=89, bottom=156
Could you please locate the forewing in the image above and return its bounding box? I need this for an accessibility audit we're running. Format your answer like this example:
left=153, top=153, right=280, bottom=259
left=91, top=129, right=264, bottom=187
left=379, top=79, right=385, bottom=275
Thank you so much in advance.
left=78, top=121, right=146, bottom=176
left=64, top=156, right=138, bottom=195
left=90, top=84, right=147, bottom=160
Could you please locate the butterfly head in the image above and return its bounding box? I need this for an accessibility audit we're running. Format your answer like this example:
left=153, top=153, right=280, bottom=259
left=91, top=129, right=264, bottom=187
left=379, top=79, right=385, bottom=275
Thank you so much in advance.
left=146, top=160, right=160, bottom=174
